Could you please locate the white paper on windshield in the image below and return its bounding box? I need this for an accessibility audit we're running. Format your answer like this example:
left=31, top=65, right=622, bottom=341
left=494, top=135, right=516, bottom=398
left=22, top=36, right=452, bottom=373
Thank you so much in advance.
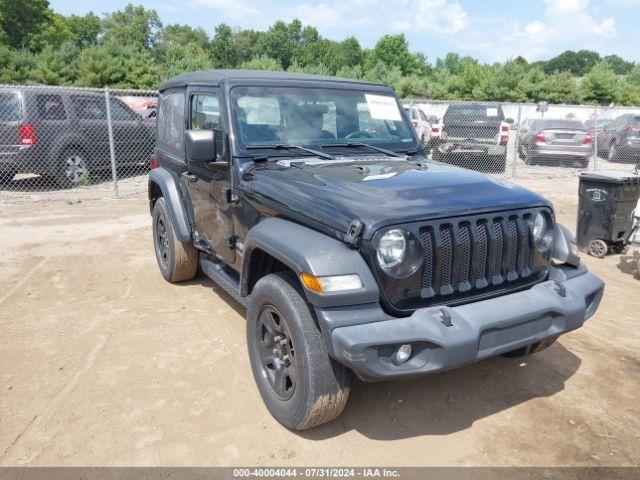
left=365, top=94, right=401, bottom=121
left=486, top=107, right=499, bottom=117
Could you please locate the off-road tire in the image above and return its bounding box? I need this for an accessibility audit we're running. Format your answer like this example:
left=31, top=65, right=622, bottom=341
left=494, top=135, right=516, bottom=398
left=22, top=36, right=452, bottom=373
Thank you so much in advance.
left=247, top=271, right=352, bottom=430
left=152, top=197, right=198, bottom=282
left=502, top=337, right=557, bottom=358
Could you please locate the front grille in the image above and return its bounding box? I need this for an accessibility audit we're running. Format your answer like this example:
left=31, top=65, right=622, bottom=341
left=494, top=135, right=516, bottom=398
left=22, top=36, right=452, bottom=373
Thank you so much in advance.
left=418, top=210, right=536, bottom=301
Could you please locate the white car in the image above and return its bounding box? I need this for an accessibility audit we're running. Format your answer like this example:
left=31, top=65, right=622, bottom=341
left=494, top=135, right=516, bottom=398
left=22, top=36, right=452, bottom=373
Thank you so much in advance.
left=403, top=104, right=432, bottom=146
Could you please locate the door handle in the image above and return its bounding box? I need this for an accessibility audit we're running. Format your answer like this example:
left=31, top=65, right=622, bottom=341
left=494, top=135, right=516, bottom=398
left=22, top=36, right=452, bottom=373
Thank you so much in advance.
left=181, top=171, right=198, bottom=183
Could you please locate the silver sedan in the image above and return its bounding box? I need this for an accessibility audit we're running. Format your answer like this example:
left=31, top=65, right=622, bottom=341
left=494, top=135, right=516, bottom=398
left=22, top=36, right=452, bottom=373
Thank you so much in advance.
left=519, top=119, right=592, bottom=168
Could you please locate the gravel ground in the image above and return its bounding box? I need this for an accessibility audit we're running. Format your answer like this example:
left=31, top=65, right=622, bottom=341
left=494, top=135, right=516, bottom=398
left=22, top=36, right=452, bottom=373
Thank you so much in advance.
left=0, top=172, right=639, bottom=467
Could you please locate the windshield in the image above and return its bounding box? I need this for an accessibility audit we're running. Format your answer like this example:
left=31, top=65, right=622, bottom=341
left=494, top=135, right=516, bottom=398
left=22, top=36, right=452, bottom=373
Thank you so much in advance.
left=230, top=86, right=416, bottom=153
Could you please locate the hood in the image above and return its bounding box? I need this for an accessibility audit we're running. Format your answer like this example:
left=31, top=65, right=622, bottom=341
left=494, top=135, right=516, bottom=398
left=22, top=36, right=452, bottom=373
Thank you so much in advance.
left=244, top=156, right=551, bottom=240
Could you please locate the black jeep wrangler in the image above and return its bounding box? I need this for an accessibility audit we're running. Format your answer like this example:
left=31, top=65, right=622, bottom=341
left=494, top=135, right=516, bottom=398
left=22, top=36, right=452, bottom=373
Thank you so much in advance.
left=148, top=70, right=604, bottom=430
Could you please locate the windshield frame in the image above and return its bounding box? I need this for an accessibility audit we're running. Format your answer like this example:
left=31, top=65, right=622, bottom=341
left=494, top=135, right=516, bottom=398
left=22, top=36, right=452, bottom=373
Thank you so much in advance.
left=227, top=84, right=419, bottom=158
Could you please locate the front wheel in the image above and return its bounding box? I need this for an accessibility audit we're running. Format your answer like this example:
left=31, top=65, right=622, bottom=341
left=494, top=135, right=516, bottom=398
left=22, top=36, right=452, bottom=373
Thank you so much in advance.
left=247, top=272, right=352, bottom=430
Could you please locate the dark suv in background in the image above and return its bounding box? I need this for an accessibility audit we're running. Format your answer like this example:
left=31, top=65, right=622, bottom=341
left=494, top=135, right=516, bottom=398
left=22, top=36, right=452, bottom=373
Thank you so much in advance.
left=432, top=103, right=510, bottom=173
left=0, top=87, right=154, bottom=188
left=596, top=114, right=640, bottom=164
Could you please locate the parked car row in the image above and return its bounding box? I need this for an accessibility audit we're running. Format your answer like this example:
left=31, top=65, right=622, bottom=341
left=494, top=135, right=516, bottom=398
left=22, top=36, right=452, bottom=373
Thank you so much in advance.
left=0, top=86, right=155, bottom=188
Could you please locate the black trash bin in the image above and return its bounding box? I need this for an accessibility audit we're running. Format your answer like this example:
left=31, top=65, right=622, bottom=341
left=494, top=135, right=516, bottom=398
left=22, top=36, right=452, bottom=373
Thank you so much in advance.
left=577, top=170, right=640, bottom=257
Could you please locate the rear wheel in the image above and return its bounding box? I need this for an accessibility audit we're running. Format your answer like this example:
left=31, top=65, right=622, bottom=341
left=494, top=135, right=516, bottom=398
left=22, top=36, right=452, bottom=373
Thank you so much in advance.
left=247, top=271, right=352, bottom=430
left=152, top=197, right=198, bottom=282
left=502, top=337, right=557, bottom=358
left=56, top=148, right=90, bottom=188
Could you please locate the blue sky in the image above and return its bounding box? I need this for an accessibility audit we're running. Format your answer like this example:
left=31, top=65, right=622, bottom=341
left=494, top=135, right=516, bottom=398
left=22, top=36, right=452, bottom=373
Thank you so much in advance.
left=49, top=0, right=640, bottom=63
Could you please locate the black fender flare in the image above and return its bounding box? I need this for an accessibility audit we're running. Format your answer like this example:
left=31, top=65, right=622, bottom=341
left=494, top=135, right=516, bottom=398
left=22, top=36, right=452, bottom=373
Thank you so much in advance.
left=148, top=167, right=192, bottom=243
left=242, top=218, right=380, bottom=308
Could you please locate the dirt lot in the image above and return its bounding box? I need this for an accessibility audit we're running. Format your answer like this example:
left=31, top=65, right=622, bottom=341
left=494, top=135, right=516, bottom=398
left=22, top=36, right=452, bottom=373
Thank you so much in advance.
left=1, top=174, right=639, bottom=467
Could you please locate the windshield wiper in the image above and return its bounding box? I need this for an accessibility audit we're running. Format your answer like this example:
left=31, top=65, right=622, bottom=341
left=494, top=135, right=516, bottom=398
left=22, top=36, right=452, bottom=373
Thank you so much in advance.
left=321, top=142, right=403, bottom=158
left=246, top=144, right=335, bottom=160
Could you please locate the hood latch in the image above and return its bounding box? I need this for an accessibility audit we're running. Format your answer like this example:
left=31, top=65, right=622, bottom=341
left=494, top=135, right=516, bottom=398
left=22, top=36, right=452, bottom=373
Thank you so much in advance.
left=344, top=220, right=364, bottom=249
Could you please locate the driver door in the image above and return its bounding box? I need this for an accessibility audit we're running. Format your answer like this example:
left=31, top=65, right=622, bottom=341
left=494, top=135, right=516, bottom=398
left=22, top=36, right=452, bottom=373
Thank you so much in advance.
left=184, top=88, right=235, bottom=264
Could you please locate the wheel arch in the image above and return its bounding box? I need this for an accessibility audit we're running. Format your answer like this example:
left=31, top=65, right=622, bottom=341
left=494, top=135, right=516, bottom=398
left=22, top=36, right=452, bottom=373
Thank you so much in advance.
left=148, top=167, right=192, bottom=243
left=241, top=217, right=379, bottom=308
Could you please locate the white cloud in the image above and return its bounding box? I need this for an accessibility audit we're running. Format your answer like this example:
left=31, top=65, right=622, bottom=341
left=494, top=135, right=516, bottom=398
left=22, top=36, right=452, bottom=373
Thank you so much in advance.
left=414, top=0, right=469, bottom=34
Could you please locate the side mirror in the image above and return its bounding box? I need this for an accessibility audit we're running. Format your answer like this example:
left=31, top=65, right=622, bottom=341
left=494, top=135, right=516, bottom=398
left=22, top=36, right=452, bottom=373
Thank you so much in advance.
left=185, top=129, right=217, bottom=165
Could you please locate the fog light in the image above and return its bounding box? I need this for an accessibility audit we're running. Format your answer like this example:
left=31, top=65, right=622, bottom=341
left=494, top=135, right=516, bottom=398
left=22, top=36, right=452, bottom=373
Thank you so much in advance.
left=394, top=344, right=412, bottom=364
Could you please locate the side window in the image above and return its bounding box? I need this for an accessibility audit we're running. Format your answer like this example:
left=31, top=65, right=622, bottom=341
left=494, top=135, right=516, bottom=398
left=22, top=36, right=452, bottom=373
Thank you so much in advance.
left=419, top=110, right=427, bottom=122
left=109, top=99, right=136, bottom=121
left=190, top=94, right=221, bottom=130
left=35, top=94, right=66, bottom=120
left=71, top=95, right=106, bottom=120
left=157, top=90, right=185, bottom=151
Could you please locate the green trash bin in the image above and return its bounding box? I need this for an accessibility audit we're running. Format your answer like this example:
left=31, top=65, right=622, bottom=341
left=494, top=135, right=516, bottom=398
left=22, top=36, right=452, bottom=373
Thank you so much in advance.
left=577, top=170, right=640, bottom=257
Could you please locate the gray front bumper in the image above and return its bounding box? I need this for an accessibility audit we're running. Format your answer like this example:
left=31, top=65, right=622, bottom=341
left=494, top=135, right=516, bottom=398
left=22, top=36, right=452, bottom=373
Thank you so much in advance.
left=322, top=268, right=603, bottom=380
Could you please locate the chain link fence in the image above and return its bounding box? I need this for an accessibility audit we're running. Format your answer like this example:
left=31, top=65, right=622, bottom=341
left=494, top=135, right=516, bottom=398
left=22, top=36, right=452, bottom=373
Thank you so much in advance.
left=0, top=84, right=156, bottom=200
left=2, top=84, right=640, bottom=202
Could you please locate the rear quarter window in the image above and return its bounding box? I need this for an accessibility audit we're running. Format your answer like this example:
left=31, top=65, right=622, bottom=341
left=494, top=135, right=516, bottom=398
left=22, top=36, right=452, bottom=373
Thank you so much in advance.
left=0, top=91, right=22, bottom=122
left=71, top=95, right=106, bottom=119
left=35, top=94, right=66, bottom=120
left=157, top=90, right=185, bottom=151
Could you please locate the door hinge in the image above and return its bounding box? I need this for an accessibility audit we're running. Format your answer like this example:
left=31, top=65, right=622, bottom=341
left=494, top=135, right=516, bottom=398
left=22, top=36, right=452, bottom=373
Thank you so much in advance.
left=224, top=187, right=240, bottom=204
left=344, top=220, right=364, bottom=248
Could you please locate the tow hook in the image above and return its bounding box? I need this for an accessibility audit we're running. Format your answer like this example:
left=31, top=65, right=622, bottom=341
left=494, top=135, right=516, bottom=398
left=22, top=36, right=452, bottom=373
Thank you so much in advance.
left=440, top=308, right=453, bottom=327
left=554, top=281, right=567, bottom=298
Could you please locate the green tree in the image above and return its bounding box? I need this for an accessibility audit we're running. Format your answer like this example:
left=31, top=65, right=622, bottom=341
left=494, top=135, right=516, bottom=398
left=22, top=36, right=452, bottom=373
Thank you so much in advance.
left=367, top=34, right=420, bottom=75
left=158, top=42, right=212, bottom=80
left=0, top=0, right=53, bottom=50
left=234, top=29, right=262, bottom=65
left=257, top=20, right=302, bottom=69
left=159, top=24, right=209, bottom=50
left=76, top=42, right=159, bottom=88
left=617, top=66, right=640, bottom=105
left=544, top=49, right=601, bottom=76
left=239, top=55, right=282, bottom=71
left=30, top=41, right=80, bottom=84
left=211, top=23, right=237, bottom=68
left=0, top=45, right=37, bottom=82
left=603, top=54, right=635, bottom=75
left=63, top=12, right=101, bottom=49
left=580, top=61, right=619, bottom=105
left=102, top=4, right=162, bottom=49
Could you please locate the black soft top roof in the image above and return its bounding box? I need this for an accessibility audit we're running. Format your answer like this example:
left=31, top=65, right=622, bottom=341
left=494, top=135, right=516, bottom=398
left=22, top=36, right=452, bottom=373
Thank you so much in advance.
left=159, top=69, right=389, bottom=91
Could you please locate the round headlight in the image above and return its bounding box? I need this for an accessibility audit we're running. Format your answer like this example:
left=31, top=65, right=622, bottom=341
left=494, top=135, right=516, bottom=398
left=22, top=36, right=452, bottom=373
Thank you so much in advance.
left=376, top=229, right=423, bottom=277
left=533, top=211, right=553, bottom=251
left=377, top=229, right=406, bottom=269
